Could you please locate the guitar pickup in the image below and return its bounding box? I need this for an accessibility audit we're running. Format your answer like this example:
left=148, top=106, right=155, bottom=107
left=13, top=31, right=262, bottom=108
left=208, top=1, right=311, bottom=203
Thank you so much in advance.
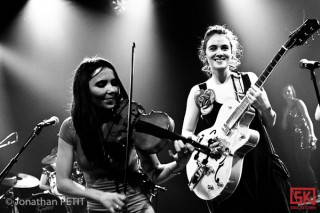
left=188, top=161, right=214, bottom=191
left=209, top=146, right=233, bottom=159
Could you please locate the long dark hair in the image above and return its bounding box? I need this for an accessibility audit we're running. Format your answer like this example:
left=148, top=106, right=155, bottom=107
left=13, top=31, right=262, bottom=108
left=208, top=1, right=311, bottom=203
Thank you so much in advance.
left=71, top=56, right=128, bottom=167
left=282, top=84, right=297, bottom=99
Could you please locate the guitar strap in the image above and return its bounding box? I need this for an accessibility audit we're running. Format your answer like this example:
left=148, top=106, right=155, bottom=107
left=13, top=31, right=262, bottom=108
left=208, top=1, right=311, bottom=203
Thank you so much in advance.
left=231, top=72, right=246, bottom=101
left=231, top=73, right=276, bottom=154
left=232, top=73, right=290, bottom=178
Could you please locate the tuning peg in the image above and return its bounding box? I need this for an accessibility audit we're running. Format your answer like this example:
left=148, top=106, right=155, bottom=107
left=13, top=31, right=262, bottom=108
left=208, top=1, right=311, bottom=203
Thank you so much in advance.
left=311, top=35, right=314, bottom=40
left=317, top=31, right=320, bottom=36
left=305, top=41, right=310, bottom=45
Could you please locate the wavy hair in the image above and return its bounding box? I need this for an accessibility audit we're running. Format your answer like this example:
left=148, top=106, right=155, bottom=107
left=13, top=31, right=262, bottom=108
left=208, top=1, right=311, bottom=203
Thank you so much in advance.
left=198, top=25, right=243, bottom=77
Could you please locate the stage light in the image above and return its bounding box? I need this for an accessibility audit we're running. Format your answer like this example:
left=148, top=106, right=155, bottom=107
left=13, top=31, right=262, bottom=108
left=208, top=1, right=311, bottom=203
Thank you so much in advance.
left=112, top=0, right=127, bottom=14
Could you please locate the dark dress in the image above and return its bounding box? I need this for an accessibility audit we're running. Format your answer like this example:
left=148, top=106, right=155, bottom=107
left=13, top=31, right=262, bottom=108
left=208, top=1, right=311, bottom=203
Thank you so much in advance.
left=285, top=100, right=318, bottom=190
left=195, top=73, right=291, bottom=213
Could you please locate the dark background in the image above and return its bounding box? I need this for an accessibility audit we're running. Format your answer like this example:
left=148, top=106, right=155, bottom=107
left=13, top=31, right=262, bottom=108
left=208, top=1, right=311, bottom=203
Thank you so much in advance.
left=1, top=0, right=320, bottom=212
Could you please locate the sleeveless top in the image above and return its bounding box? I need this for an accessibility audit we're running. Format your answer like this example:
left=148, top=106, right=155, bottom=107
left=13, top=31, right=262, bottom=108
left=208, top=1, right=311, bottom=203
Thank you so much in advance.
left=194, top=73, right=291, bottom=213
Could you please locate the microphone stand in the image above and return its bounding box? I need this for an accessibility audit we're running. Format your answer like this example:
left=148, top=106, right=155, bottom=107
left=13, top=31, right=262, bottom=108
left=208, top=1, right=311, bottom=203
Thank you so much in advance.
left=0, top=125, right=44, bottom=185
left=123, top=42, right=136, bottom=195
left=307, top=67, right=320, bottom=106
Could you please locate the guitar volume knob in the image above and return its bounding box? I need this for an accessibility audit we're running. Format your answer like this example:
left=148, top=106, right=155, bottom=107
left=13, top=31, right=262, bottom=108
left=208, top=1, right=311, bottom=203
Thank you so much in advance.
left=217, top=181, right=224, bottom=187
left=207, top=185, right=214, bottom=191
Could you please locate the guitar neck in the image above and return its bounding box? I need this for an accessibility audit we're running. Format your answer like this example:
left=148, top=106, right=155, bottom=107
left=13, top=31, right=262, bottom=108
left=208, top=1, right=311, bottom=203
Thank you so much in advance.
left=224, top=46, right=289, bottom=133
left=254, top=46, right=288, bottom=89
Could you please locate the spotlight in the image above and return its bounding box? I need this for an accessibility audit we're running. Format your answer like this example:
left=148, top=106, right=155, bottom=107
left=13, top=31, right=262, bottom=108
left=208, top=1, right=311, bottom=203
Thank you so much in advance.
left=112, top=0, right=127, bottom=13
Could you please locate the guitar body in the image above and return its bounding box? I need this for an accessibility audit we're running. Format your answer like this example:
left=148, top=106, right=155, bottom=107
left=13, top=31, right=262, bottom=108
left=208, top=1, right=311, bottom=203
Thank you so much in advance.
left=186, top=100, right=260, bottom=201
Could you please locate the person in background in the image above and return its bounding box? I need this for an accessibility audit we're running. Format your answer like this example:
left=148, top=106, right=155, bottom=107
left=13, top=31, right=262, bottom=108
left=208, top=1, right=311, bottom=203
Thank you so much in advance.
left=281, top=84, right=318, bottom=194
left=56, top=56, right=194, bottom=213
left=181, top=24, right=291, bottom=213
left=39, top=147, right=60, bottom=195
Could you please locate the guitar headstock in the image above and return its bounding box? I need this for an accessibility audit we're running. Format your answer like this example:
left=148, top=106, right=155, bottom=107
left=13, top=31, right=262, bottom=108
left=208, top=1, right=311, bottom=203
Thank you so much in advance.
left=284, top=19, right=320, bottom=49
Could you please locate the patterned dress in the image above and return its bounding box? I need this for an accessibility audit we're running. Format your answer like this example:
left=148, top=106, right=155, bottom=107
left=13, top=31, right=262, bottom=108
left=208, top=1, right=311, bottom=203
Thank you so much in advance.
left=287, top=100, right=312, bottom=149
left=286, top=99, right=317, bottom=190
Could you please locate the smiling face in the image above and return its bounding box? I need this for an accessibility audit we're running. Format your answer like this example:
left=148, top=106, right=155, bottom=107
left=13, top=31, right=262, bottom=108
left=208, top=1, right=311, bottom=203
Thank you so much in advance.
left=205, top=34, right=232, bottom=72
left=89, top=67, right=120, bottom=110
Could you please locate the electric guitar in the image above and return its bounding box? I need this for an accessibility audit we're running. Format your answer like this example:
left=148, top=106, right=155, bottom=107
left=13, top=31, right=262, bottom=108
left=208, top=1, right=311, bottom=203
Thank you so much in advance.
left=186, top=19, right=320, bottom=201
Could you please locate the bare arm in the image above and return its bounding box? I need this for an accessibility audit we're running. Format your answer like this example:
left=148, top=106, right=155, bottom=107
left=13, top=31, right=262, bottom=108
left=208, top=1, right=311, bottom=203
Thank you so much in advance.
left=56, top=138, right=126, bottom=212
left=296, top=100, right=317, bottom=143
left=181, top=85, right=201, bottom=140
left=315, top=104, right=320, bottom=121
left=56, top=139, right=87, bottom=197
left=137, top=140, right=194, bottom=185
left=39, top=172, right=50, bottom=191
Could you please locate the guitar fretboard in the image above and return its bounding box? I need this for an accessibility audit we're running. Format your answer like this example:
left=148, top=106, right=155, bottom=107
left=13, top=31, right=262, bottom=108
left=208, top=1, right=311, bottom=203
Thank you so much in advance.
left=255, top=46, right=287, bottom=88
left=224, top=46, right=288, bottom=133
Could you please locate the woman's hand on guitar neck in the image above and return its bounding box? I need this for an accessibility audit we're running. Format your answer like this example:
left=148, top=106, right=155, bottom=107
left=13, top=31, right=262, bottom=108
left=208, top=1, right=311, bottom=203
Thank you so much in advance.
left=246, top=85, right=271, bottom=111
left=246, top=84, right=276, bottom=127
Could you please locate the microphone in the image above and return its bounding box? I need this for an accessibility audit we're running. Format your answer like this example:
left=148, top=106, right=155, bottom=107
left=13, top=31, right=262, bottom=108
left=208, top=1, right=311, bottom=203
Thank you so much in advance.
left=299, top=59, right=320, bottom=69
left=37, top=116, right=60, bottom=127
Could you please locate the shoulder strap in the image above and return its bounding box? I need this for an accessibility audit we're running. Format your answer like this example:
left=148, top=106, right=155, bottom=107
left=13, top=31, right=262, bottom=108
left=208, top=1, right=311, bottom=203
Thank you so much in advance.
left=241, top=73, right=251, bottom=92
left=198, top=82, right=207, bottom=90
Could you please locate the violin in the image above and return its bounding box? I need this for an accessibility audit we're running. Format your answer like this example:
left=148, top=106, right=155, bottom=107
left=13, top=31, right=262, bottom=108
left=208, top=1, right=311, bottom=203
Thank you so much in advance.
left=134, top=110, right=175, bottom=154
left=134, top=115, right=211, bottom=155
left=114, top=99, right=211, bottom=155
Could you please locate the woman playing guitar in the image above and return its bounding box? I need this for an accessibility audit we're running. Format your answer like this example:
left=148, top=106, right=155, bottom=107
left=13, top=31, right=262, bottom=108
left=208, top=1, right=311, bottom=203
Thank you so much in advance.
left=181, top=25, right=291, bottom=213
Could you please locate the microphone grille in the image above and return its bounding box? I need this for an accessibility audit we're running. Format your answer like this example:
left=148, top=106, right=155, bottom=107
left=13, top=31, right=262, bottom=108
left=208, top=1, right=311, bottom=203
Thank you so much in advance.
left=299, top=59, right=307, bottom=68
left=52, top=116, right=60, bottom=125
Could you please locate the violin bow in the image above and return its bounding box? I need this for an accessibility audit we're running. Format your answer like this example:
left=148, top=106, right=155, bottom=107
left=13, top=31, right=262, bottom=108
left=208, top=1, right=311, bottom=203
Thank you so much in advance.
left=123, top=42, right=136, bottom=195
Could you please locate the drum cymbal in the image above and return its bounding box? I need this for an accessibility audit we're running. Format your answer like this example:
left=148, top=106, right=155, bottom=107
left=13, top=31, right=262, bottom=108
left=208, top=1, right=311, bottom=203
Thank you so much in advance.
left=41, top=155, right=57, bottom=165
left=14, top=173, right=39, bottom=188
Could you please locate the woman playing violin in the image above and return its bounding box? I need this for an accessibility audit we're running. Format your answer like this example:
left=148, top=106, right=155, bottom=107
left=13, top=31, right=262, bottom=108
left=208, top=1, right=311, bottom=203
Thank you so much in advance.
left=181, top=25, right=291, bottom=212
left=56, top=56, right=194, bottom=213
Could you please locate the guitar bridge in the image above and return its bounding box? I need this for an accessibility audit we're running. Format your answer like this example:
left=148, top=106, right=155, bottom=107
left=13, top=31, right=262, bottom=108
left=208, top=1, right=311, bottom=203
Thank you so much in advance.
left=188, top=161, right=214, bottom=191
